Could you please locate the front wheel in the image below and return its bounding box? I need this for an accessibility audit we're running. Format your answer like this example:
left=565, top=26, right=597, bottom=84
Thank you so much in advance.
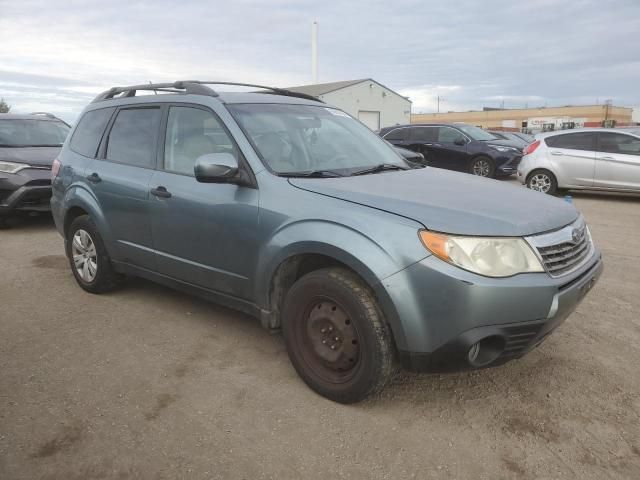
left=527, top=169, right=558, bottom=195
left=281, top=268, right=396, bottom=403
left=470, top=156, right=495, bottom=178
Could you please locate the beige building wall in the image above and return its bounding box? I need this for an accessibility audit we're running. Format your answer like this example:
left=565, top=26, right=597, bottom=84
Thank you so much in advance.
left=411, top=105, right=633, bottom=131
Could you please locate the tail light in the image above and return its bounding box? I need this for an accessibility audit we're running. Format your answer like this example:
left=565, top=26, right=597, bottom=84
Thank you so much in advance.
left=523, top=140, right=540, bottom=155
left=51, top=158, right=61, bottom=180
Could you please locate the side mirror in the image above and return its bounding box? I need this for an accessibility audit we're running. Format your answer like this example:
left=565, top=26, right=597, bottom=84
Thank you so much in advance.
left=194, top=153, right=239, bottom=183
left=454, top=137, right=466, bottom=146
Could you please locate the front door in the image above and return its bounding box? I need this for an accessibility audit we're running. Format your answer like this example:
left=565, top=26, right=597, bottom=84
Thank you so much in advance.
left=430, top=126, right=469, bottom=172
left=148, top=105, right=259, bottom=300
left=89, top=105, right=162, bottom=269
left=594, top=132, right=640, bottom=190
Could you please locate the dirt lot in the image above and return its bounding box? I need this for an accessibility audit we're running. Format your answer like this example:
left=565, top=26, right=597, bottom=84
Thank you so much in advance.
left=1, top=187, right=640, bottom=480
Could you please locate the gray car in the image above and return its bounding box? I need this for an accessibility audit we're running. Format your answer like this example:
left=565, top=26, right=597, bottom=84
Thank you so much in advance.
left=518, top=128, right=640, bottom=194
left=51, top=81, right=603, bottom=403
left=0, top=113, right=70, bottom=227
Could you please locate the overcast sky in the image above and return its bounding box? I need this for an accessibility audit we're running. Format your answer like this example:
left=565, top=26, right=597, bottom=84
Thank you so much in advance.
left=1, top=0, right=639, bottom=122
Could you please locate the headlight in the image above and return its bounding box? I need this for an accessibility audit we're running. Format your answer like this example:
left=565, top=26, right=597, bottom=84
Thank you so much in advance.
left=419, top=230, right=544, bottom=277
left=0, top=161, right=30, bottom=174
left=488, top=144, right=519, bottom=153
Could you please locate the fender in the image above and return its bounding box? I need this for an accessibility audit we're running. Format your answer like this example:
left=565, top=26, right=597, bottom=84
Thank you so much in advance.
left=62, top=183, right=117, bottom=259
left=255, top=219, right=427, bottom=348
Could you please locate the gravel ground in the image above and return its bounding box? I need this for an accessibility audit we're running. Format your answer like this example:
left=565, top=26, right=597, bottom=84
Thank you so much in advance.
left=1, top=187, right=639, bottom=479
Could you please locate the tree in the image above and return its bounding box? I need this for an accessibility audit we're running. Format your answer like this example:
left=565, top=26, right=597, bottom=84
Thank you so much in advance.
left=0, top=98, right=10, bottom=113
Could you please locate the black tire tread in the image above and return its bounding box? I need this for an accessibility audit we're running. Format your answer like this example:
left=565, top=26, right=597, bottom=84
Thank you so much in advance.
left=282, top=267, right=396, bottom=403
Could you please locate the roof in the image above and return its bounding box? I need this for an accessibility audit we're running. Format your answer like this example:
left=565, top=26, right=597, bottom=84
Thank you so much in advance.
left=0, top=113, right=61, bottom=121
left=536, top=127, right=640, bottom=139
left=286, top=79, right=368, bottom=97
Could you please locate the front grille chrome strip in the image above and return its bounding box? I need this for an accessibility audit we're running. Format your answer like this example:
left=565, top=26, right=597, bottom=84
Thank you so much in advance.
left=525, top=216, right=594, bottom=278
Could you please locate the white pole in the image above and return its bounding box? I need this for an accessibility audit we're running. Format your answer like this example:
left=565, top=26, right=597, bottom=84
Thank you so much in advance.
left=311, top=20, right=318, bottom=84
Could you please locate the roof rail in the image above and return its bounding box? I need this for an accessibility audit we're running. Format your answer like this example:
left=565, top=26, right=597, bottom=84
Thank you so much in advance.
left=188, top=81, right=324, bottom=103
left=91, top=80, right=323, bottom=104
left=91, top=81, right=218, bottom=103
left=29, top=112, right=70, bottom=127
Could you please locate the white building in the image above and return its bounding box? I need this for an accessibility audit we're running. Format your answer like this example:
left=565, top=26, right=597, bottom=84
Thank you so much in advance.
left=287, top=78, right=411, bottom=130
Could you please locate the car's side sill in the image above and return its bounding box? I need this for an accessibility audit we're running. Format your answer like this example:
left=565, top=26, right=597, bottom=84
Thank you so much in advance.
left=112, top=260, right=262, bottom=321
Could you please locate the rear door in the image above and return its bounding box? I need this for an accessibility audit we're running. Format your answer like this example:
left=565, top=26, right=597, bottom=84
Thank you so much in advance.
left=594, top=132, right=640, bottom=190
left=406, top=126, right=439, bottom=165
left=543, top=132, right=596, bottom=187
left=148, top=104, right=259, bottom=299
left=89, top=105, right=162, bottom=269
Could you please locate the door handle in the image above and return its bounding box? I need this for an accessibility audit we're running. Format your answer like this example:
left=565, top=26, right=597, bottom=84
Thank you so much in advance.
left=551, top=151, right=564, bottom=156
left=424, top=143, right=433, bottom=146
left=598, top=156, right=615, bottom=161
left=150, top=186, right=172, bottom=198
left=86, top=172, right=101, bottom=183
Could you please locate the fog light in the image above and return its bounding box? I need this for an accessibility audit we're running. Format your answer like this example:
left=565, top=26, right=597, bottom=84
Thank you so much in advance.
left=467, top=336, right=505, bottom=367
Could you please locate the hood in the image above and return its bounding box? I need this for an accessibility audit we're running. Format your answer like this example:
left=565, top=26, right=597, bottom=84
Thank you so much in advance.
left=289, top=168, right=579, bottom=236
left=0, top=146, right=61, bottom=167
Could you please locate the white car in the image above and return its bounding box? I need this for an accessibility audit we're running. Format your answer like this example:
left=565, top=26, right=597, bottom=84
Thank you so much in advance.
left=517, top=128, right=640, bottom=194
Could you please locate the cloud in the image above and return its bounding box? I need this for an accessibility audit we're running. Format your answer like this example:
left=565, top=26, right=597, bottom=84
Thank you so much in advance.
left=1, top=0, right=639, bottom=122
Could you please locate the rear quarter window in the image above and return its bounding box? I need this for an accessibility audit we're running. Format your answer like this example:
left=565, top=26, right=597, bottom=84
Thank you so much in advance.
left=69, top=108, right=114, bottom=158
left=383, top=128, right=408, bottom=141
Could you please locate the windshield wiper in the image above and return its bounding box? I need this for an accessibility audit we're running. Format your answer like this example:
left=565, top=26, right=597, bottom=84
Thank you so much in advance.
left=351, top=163, right=409, bottom=176
left=278, top=169, right=344, bottom=178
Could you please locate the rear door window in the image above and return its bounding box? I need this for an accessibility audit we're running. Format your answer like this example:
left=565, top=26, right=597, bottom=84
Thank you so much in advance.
left=410, top=127, right=437, bottom=142
left=545, top=132, right=595, bottom=151
left=598, top=133, right=640, bottom=156
left=70, top=108, right=114, bottom=158
left=105, top=108, right=162, bottom=168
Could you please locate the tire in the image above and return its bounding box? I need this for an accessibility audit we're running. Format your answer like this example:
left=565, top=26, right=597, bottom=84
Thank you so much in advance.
left=65, top=215, right=123, bottom=293
left=526, top=169, right=558, bottom=195
left=469, top=156, right=495, bottom=178
left=281, top=267, right=396, bottom=403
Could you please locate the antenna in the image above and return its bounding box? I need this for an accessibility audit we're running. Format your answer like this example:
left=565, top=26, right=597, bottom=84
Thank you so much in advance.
left=311, top=20, right=319, bottom=84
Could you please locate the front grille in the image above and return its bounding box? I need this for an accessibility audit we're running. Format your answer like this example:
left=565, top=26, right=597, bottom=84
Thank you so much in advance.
left=526, top=217, right=593, bottom=278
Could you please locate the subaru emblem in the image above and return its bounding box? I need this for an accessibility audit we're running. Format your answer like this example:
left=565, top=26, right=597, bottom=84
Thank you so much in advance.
left=571, top=229, right=582, bottom=244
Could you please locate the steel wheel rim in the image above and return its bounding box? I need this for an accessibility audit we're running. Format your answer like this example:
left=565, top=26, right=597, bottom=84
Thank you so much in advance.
left=529, top=173, right=551, bottom=192
left=473, top=159, right=490, bottom=176
left=71, top=229, right=98, bottom=282
left=297, top=298, right=361, bottom=384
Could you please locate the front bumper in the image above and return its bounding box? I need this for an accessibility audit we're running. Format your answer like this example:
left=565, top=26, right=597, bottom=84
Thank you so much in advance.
left=0, top=168, right=52, bottom=214
left=496, top=154, right=522, bottom=176
left=377, top=249, right=603, bottom=372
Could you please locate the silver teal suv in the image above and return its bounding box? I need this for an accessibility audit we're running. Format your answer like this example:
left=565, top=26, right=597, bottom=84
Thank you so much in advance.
left=51, top=81, right=603, bottom=403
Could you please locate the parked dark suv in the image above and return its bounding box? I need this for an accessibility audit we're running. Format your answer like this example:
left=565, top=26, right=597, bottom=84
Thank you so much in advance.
left=51, top=81, right=602, bottom=403
left=0, top=113, right=70, bottom=226
left=379, top=123, right=523, bottom=178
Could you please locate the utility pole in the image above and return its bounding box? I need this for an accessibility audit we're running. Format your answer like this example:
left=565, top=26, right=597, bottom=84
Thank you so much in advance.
left=437, top=95, right=443, bottom=113
left=311, top=21, right=319, bottom=84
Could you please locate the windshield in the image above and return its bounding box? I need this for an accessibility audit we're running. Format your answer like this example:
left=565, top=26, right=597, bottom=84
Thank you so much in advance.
left=0, top=119, right=70, bottom=147
left=228, top=104, right=407, bottom=175
left=455, top=124, right=498, bottom=141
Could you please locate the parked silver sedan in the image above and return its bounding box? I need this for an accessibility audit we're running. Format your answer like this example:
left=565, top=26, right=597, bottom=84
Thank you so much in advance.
left=517, top=128, right=640, bottom=194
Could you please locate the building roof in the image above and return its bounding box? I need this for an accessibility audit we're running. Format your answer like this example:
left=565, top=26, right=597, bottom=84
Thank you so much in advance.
left=286, top=79, right=369, bottom=97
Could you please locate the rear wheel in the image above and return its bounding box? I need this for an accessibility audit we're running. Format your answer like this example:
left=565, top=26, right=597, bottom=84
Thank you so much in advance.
left=281, top=267, right=395, bottom=403
left=470, top=156, right=495, bottom=178
left=65, top=215, right=123, bottom=293
left=527, top=169, right=558, bottom=195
